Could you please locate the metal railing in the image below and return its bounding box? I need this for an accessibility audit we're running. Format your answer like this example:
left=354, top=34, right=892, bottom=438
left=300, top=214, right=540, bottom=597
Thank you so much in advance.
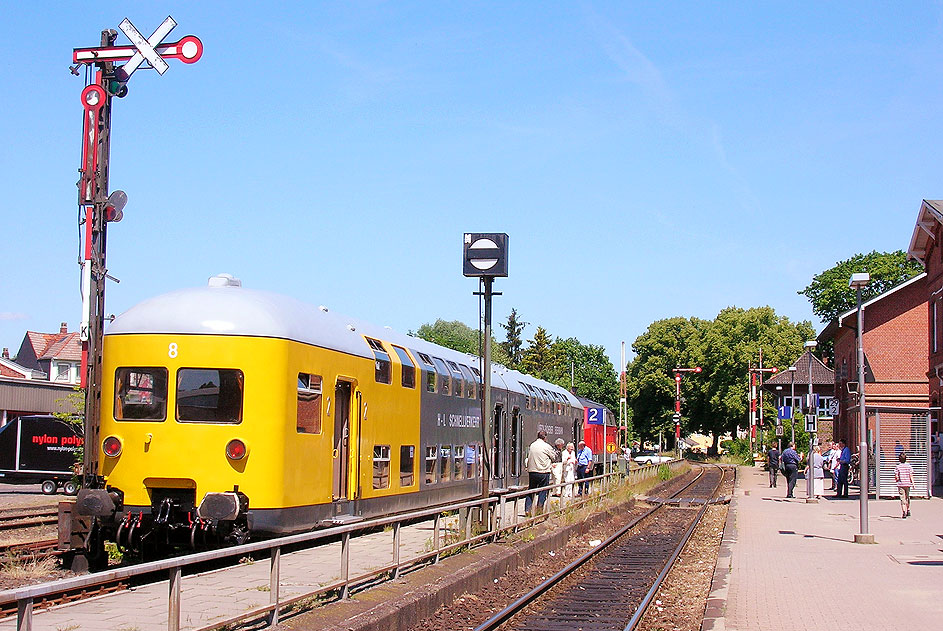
left=3, top=460, right=683, bottom=631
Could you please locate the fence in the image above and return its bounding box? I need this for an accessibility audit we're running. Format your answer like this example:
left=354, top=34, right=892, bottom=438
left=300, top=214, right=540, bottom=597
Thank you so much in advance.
left=4, top=459, right=687, bottom=631
left=864, top=407, right=932, bottom=499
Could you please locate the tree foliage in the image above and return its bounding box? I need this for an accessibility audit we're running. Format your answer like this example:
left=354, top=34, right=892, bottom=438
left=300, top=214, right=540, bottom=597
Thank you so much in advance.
left=626, top=307, right=815, bottom=454
left=412, top=319, right=511, bottom=366
left=520, top=326, right=554, bottom=379
left=500, top=308, right=527, bottom=370
left=798, top=250, right=923, bottom=324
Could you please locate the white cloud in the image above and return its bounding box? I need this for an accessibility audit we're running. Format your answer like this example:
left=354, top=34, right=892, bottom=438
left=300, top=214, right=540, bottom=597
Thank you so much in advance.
left=0, top=312, right=28, bottom=321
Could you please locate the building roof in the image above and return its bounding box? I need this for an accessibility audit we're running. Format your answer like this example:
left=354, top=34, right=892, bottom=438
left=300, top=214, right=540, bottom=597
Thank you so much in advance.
left=816, top=272, right=927, bottom=343
left=38, top=332, right=81, bottom=361
left=21, top=330, right=81, bottom=363
left=763, top=351, right=835, bottom=387
left=907, top=199, right=943, bottom=265
left=0, top=357, right=45, bottom=379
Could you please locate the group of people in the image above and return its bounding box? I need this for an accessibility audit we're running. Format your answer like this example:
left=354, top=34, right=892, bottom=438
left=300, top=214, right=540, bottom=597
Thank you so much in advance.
left=524, top=431, right=595, bottom=513
left=766, top=439, right=852, bottom=499
left=766, top=439, right=916, bottom=518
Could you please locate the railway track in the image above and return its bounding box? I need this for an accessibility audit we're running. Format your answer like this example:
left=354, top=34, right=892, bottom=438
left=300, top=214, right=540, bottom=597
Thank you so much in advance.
left=0, top=508, right=59, bottom=533
left=474, top=464, right=732, bottom=631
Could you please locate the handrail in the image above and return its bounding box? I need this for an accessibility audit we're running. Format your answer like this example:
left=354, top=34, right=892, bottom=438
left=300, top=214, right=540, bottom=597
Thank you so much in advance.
left=4, top=460, right=681, bottom=631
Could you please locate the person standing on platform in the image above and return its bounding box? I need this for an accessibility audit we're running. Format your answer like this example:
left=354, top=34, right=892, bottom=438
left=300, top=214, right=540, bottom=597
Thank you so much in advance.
left=836, top=439, right=851, bottom=498
left=576, top=440, right=594, bottom=496
left=828, top=442, right=841, bottom=490
left=781, top=442, right=801, bottom=498
left=767, top=445, right=781, bottom=488
left=895, top=452, right=915, bottom=518
left=562, top=442, right=577, bottom=498
left=524, top=431, right=557, bottom=514
left=807, top=445, right=825, bottom=498
left=551, top=438, right=565, bottom=495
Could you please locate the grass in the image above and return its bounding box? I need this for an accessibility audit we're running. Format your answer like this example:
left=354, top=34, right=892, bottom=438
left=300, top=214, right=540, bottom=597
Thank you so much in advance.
left=0, top=553, right=58, bottom=582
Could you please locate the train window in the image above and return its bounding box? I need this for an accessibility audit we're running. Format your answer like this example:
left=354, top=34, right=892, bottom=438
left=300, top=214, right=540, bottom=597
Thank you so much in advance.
left=373, top=445, right=391, bottom=490
left=400, top=445, right=415, bottom=487
left=176, top=368, right=243, bottom=424
left=365, top=338, right=391, bottom=385
left=439, top=445, right=452, bottom=482
left=447, top=361, right=464, bottom=397
left=432, top=357, right=451, bottom=395
left=425, top=446, right=437, bottom=484
left=519, top=382, right=531, bottom=410
left=465, top=444, right=479, bottom=479
left=391, top=346, right=416, bottom=389
left=470, top=367, right=482, bottom=399
left=415, top=352, right=436, bottom=393
left=459, top=364, right=475, bottom=399
left=296, top=373, right=322, bottom=434
left=115, top=367, right=168, bottom=421
left=453, top=445, right=465, bottom=480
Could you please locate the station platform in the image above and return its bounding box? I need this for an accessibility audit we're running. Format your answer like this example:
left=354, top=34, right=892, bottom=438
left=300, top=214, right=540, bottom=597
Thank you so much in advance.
left=704, top=466, right=943, bottom=631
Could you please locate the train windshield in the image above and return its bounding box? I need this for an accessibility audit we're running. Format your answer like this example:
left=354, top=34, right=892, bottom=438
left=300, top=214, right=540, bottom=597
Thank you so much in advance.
left=176, top=368, right=244, bottom=424
left=115, top=367, right=168, bottom=421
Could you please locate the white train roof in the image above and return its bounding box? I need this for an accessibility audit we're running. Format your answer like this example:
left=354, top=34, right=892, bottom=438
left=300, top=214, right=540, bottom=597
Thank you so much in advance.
left=107, top=275, right=582, bottom=408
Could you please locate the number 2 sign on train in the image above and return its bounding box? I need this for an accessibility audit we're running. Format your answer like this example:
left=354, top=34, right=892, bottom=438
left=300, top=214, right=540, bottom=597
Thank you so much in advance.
left=0, top=415, right=84, bottom=495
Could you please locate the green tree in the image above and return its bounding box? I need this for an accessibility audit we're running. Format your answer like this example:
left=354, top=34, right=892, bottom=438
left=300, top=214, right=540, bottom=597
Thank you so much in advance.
left=799, top=250, right=923, bottom=324
left=500, top=308, right=528, bottom=370
left=547, top=337, right=619, bottom=413
left=520, top=326, right=555, bottom=380
left=626, top=308, right=815, bottom=455
left=412, top=319, right=511, bottom=366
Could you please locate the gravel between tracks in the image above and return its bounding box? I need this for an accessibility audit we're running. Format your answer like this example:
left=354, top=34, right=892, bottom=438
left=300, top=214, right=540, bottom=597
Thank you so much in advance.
left=408, top=467, right=721, bottom=631
left=635, top=469, right=734, bottom=631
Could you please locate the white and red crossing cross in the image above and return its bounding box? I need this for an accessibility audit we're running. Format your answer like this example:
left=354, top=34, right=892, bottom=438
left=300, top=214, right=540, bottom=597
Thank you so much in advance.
left=73, top=16, right=203, bottom=75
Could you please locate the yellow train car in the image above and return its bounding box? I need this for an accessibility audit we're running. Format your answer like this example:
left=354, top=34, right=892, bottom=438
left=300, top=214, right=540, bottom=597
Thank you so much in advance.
left=75, top=274, right=584, bottom=561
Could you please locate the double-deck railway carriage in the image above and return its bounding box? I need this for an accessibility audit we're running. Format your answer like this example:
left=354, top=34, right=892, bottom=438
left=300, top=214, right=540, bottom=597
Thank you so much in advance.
left=75, top=274, right=583, bottom=562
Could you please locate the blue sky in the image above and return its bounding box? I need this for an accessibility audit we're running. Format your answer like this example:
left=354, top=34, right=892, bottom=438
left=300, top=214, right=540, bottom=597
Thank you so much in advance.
left=2, top=2, right=942, bottom=369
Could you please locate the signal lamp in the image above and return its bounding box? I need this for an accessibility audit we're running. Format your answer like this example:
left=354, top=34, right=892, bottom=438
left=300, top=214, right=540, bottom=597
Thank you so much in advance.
left=107, top=79, right=129, bottom=98
left=694, top=366, right=702, bottom=373
left=102, top=436, right=122, bottom=457
left=226, top=439, right=247, bottom=460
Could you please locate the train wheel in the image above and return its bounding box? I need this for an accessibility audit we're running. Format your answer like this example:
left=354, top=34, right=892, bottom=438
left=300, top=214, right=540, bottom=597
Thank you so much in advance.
left=40, top=480, right=58, bottom=495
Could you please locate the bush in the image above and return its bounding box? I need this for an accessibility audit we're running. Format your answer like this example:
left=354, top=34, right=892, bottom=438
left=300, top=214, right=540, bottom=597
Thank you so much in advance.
left=722, top=438, right=753, bottom=465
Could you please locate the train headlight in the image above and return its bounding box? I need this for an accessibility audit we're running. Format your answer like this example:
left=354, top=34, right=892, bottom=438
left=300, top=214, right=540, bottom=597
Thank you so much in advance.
left=226, top=439, right=247, bottom=460
left=102, top=435, right=122, bottom=457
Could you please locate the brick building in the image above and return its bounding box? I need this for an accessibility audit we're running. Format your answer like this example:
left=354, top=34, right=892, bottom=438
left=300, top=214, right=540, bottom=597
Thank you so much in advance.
left=817, top=273, right=929, bottom=446
left=907, top=199, right=943, bottom=434
left=13, top=323, right=81, bottom=385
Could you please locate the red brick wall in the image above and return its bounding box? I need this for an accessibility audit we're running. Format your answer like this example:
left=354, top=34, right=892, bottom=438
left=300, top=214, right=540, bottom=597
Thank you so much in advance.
left=832, top=275, right=928, bottom=445
left=925, top=220, right=943, bottom=433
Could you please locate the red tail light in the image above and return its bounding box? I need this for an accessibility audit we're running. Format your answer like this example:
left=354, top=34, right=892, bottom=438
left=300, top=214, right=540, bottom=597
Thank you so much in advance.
left=102, top=436, right=122, bottom=457
left=226, top=439, right=247, bottom=460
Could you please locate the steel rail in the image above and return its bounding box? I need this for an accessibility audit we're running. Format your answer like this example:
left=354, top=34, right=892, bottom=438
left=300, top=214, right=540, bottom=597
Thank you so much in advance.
left=622, top=464, right=731, bottom=631
left=472, top=463, right=713, bottom=631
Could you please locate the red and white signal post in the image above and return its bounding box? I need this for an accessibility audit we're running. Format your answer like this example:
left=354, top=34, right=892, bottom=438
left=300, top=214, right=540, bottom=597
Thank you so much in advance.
left=672, top=366, right=702, bottom=456
left=73, top=17, right=202, bottom=487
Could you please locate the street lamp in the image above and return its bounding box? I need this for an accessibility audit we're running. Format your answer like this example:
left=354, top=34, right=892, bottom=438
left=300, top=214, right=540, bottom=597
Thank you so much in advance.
left=804, top=341, right=817, bottom=503
left=788, top=366, right=797, bottom=444
left=850, top=272, right=874, bottom=544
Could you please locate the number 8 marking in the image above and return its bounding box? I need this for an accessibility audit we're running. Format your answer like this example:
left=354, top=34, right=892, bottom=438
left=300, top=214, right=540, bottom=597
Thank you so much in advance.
left=168, top=343, right=178, bottom=358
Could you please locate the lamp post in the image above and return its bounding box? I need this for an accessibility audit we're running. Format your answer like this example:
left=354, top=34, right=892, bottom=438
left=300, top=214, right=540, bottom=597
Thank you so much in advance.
left=850, top=272, right=874, bottom=544
left=804, top=341, right=817, bottom=502
left=776, top=385, right=783, bottom=451
left=788, top=366, right=797, bottom=445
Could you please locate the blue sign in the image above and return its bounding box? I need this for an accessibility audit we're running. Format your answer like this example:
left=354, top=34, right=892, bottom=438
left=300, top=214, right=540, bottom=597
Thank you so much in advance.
left=585, top=407, right=605, bottom=426
left=777, top=405, right=792, bottom=420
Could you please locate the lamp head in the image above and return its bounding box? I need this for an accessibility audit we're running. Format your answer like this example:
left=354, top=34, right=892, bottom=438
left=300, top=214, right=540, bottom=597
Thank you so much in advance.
left=804, top=340, right=817, bottom=349
left=788, top=366, right=797, bottom=372
left=849, top=272, right=870, bottom=289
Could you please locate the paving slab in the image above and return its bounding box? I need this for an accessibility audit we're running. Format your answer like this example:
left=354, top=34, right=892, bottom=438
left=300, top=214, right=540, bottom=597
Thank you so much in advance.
left=705, top=466, right=943, bottom=631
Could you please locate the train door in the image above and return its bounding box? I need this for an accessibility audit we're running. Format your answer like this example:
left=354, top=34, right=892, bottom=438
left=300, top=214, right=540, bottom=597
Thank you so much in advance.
left=493, top=403, right=505, bottom=479
left=333, top=381, right=352, bottom=500
left=510, top=407, right=522, bottom=478
left=573, top=417, right=583, bottom=445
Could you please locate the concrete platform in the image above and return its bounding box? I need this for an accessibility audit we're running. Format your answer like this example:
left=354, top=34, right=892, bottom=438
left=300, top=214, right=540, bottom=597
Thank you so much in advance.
left=703, top=466, right=943, bottom=631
